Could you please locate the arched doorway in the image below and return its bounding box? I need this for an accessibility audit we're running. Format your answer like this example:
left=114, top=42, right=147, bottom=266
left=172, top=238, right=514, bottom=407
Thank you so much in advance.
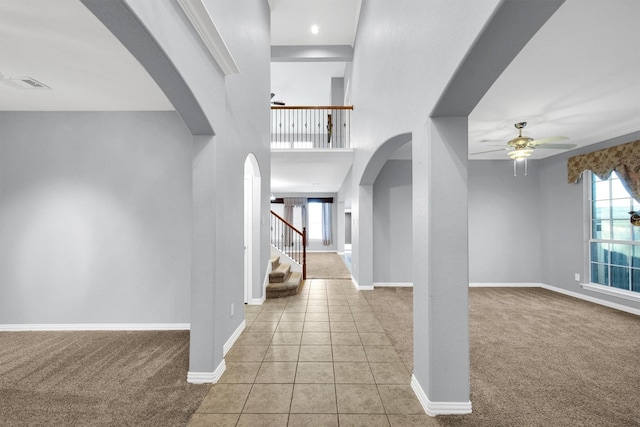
left=244, top=154, right=261, bottom=303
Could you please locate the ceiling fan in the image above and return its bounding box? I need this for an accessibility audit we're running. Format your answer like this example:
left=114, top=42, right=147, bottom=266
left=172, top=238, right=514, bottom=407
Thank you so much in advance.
left=473, top=121, right=575, bottom=160
left=270, top=92, right=285, bottom=106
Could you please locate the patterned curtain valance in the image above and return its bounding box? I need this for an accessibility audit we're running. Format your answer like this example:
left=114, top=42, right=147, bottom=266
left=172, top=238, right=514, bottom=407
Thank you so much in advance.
left=283, top=197, right=307, bottom=206
left=567, top=139, right=640, bottom=201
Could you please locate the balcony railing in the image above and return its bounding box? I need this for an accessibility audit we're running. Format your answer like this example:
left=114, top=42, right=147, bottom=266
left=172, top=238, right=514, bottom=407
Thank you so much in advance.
left=271, top=106, right=353, bottom=149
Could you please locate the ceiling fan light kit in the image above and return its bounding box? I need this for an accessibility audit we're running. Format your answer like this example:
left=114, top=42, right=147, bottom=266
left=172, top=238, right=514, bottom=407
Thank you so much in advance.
left=474, top=121, right=575, bottom=177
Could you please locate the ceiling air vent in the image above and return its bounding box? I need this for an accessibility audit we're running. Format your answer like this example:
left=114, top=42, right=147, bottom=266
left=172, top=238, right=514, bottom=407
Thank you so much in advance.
left=1, top=75, right=51, bottom=90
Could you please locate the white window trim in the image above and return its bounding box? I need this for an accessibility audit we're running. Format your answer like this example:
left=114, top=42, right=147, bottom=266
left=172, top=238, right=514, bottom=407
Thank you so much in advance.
left=585, top=171, right=640, bottom=301
left=580, top=282, right=640, bottom=303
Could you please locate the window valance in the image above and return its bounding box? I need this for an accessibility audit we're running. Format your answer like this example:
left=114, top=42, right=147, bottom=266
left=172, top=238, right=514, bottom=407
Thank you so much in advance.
left=568, top=140, right=640, bottom=202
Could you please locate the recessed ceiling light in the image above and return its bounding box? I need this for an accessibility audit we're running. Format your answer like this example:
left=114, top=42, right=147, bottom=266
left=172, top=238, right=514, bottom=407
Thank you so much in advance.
left=310, top=24, right=319, bottom=34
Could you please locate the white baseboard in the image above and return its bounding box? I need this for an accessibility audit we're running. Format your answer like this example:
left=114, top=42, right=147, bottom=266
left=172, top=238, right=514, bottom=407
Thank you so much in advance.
left=248, top=296, right=265, bottom=305
left=374, top=282, right=413, bottom=288
left=541, top=283, right=640, bottom=316
left=223, top=320, right=245, bottom=356
left=411, top=374, right=472, bottom=416
left=0, top=323, right=190, bottom=332
left=187, top=359, right=226, bottom=384
left=469, top=282, right=640, bottom=316
left=469, top=282, right=541, bottom=288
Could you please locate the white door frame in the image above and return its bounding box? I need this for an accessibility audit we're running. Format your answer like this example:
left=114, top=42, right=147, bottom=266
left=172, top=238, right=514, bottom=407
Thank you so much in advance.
left=244, top=154, right=261, bottom=304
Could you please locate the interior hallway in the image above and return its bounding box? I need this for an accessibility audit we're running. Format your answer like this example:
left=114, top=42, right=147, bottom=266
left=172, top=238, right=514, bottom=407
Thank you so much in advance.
left=189, top=279, right=430, bottom=426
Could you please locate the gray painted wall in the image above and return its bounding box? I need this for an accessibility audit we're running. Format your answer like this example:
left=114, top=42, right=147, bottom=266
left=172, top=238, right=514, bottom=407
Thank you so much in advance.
left=467, top=131, right=640, bottom=312
left=468, top=160, right=542, bottom=283
left=373, top=160, right=412, bottom=283
left=539, top=131, right=640, bottom=311
left=0, top=112, right=192, bottom=324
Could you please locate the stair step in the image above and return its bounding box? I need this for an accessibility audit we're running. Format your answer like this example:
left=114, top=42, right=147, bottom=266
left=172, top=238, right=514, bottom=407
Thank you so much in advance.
left=269, top=262, right=291, bottom=283
left=270, top=255, right=280, bottom=270
left=267, top=272, right=302, bottom=299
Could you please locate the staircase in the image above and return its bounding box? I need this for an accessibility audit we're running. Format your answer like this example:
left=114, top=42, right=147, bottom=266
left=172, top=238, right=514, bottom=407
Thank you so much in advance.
left=267, top=255, right=302, bottom=298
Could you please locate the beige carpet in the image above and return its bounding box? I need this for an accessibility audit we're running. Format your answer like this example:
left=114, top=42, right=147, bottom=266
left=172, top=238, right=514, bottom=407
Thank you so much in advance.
left=362, top=287, right=640, bottom=426
left=305, top=252, right=352, bottom=279
left=0, top=330, right=210, bottom=426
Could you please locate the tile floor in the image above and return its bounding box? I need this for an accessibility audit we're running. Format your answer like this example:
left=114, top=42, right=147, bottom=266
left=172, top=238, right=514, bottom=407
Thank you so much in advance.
left=188, top=279, right=434, bottom=427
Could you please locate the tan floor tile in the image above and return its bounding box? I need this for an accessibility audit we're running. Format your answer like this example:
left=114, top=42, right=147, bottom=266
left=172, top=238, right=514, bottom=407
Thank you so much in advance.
left=377, top=385, right=425, bottom=414
left=263, top=345, right=300, bottom=362
left=262, top=305, right=286, bottom=313
left=305, top=312, right=329, bottom=322
left=363, top=346, right=402, bottom=363
left=256, top=311, right=283, bottom=322
left=327, top=299, right=350, bottom=306
left=359, top=333, right=392, bottom=346
left=219, top=362, right=261, bottom=383
left=355, top=321, right=385, bottom=333
left=247, top=321, right=279, bottom=332
left=331, top=332, right=362, bottom=346
left=283, top=305, right=308, bottom=313
left=271, top=331, right=302, bottom=345
left=328, top=305, right=352, bottom=313
left=236, top=331, right=274, bottom=346
left=295, top=361, right=334, bottom=383
left=306, top=305, right=329, bottom=313
left=329, top=312, right=354, bottom=322
left=334, top=362, right=375, bottom=384
left=308, top=294, right=328, bottom=300
left=301, top=332, right=332, bottom=345
left=197, top=383, right=252, bottom=413
left=188, top=413, right=240, bottom=427
left=338, top=414, right=390, bottom=427
left=332, top=345, right=367, bottom=362
left=244, top=305, right=262, bottom=313
left=330, top=322, right=357, bottom=333
left=336, top=384, right=385, bottom=414
left=290, top=384, right=337, bottom=413
left=245, top=313, right=258, bottom=322
left=255, top=361, right=297, bottom=383
left=369, top=363, right=411, bottom=385
left=237, top=413, right=289, bottom=426
left=243, top=383, right=293, bottom=413
left=225, top=345, right=268, bottom=362
left=281, top=312, right=307, bottom=321
left=276, top=321, right=304, bottom=332
left=287, top=413, right=338, bottom=427
left=298, top=345, right=333, bottom=362
left=387, top=415, right=439, bottom=426
left=303, top=321, right=331, bottom=332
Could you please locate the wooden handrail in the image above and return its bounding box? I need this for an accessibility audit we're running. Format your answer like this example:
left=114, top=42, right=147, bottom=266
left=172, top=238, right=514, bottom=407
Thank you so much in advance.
left=271, top=105, right=354, bottom=110
left=270, top=210, right=304, bottom=236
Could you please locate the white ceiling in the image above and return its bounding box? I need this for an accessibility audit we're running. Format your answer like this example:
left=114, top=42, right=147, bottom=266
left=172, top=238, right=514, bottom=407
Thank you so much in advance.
left=0, top=0, right=172, bottom=111
left=271, top=150, right=353, bottom=193
left=2, top=1, right=638, bottom=193
left=469, top=0, right=640, bottom=160
left=271, top=0, right=640, bottom=162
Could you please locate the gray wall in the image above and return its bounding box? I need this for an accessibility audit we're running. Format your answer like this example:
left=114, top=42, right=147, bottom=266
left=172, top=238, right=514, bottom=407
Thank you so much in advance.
left=0, top=112, right=192, bottom=324
left=373, top=160, right=412, bottom=283
left=539, top=131, right=640, bottom=311
left=467, top=131, right=640, bottom=312
left=468, top=160, right=542, bottom=283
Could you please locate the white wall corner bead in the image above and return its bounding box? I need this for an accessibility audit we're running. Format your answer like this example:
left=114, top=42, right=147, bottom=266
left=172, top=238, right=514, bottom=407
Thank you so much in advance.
left=176, top=0, right=240, bottom=75
left=187, top=360, right=226, bottom=384
left=411, top=375, right=473, bottom=416
left=223, top=320, right=246, bottom=356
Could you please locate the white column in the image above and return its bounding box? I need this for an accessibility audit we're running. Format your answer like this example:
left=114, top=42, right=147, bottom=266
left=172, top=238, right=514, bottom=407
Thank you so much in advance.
left=189, top=135, right=220, bottom=382
left=352, top=184, right=374, bottom=289
left=412, top=117, right=470, bottom=414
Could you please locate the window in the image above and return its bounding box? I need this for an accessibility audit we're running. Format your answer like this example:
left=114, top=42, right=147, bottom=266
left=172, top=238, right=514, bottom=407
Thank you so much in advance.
left=590, top=172, right=640, bottom=293
left=308, top=202, right=322, bottom=240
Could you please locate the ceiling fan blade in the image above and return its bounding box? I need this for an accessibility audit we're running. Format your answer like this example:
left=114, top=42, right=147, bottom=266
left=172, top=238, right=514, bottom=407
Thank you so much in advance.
left=470, top=148, right=507, bottom=156
left=536, top=143, right=577, bottom=150
left=530, top=135, right=569, bottom=145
